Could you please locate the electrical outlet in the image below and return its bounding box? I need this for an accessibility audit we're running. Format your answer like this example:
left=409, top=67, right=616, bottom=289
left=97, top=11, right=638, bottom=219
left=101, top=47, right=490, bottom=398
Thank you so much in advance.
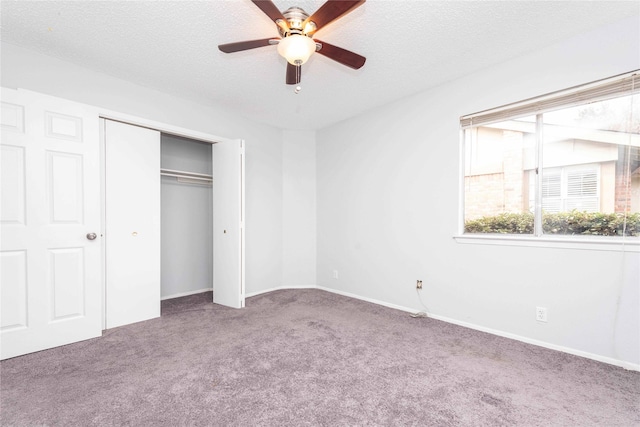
left=536, top=306, right=547, bottom=322
left=416, top=280, right=423, bottom=289
left=332, top=270, right=339, bottom=280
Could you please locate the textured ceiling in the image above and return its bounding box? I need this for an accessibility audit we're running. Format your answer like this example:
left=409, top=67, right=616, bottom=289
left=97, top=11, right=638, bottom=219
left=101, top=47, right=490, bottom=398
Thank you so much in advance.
left=1, top=0, right=639, bottom=130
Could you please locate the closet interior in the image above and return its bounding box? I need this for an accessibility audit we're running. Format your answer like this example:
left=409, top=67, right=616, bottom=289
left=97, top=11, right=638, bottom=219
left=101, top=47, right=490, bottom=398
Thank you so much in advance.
left=160, top=134, right=213, bottom=300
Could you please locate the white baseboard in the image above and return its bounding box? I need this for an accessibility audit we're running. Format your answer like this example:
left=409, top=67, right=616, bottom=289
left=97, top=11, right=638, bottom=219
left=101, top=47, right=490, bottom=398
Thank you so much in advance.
left=420, top=313, right=640, bottom=372
left=251, top=284, right=640, bottom=372
left=316, top=285, right=418, bottom=314
left=245, top=285, right=316, bottom=299
left=161, top=288, right=212, bottom=301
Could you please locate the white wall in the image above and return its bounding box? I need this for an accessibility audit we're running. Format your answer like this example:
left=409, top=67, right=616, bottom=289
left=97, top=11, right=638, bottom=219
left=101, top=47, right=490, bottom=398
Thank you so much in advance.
left=316, top=16, right=640, bottom=368
left=1, top=42, right=283, bottom=296
left=282, top=130, right=317, bottom=288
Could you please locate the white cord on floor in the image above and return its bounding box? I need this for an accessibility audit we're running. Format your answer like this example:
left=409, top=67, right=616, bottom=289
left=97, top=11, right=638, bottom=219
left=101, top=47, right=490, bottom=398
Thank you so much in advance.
left=410, top=287, right=430, bottom=318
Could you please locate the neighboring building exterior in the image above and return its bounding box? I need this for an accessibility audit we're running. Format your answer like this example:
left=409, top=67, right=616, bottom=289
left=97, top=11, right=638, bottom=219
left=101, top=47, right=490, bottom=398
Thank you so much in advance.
left=464, top=119, right=640, bottom=221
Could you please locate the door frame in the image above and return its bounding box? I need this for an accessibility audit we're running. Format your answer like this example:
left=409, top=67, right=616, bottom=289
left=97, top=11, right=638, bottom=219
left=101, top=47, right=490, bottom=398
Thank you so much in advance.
left=98, top=110, right=240, bottom=328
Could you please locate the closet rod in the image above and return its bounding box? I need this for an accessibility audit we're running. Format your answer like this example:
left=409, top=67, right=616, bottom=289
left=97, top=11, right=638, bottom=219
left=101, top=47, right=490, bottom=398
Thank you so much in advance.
left=161, top=172, right=212, bottom=183
left=160, top=168, right=212, bottom=182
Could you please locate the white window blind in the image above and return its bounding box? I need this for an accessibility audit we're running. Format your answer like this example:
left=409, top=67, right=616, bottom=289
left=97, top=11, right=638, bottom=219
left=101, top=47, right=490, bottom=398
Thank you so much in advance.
left=460, top=71, right=639, bottom=129
left=540, top=167, right=600, bottom=213
left=567, top=170, right=598, bottom=197
left=565, top=169, right=599, bottom=212
left=542, top=172, right=561, bottom=213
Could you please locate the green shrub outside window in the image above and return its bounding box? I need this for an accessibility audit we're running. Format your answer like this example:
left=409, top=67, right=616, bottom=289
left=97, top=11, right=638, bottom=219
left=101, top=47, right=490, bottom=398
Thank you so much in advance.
left=465, top=211, right=640, bottom=236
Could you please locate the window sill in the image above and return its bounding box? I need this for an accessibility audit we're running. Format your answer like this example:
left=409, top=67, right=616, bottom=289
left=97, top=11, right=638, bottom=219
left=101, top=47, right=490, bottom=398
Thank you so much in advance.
left=454, top=234, right=640, bottom=252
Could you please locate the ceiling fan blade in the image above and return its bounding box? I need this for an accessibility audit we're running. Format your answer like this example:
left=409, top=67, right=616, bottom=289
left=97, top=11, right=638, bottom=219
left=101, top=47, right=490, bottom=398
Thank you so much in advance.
left=252, top=0, right=289, bottom=30
left=303, top=0, right=365, bottom=35
left=315, top=40, right=366, bottom=69
left=286, top=63, right=301, bottom=85
left=218, top=38, right=276, bottom=53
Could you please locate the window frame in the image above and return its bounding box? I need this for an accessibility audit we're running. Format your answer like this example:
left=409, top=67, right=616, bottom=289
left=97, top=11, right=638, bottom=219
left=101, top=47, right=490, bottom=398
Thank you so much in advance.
left=456, top=71, right=640, bottom=251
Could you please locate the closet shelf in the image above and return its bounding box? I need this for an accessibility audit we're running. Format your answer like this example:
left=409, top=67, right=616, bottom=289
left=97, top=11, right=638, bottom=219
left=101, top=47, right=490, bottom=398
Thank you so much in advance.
left=160, top=168, right=212, bottom=183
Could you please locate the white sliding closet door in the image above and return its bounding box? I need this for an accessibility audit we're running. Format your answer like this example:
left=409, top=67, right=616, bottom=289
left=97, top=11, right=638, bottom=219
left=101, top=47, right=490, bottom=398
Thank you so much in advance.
left=105, top=120, right=161, bottom=328
left=212, top=139, right=245, bottom=308
left=0, top=88, right=102, bottom=360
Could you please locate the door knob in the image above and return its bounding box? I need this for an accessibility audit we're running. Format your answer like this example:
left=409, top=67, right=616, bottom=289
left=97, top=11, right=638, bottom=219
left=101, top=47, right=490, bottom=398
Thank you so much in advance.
left=86, top=233, right=97, bottom=240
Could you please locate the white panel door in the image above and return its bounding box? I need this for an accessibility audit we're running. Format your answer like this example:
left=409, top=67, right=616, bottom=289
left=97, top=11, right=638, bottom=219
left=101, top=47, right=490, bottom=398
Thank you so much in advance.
left=0, top=88, right=102, bottom=360
left=104, top=120, right=161, bottom=328
left=212, top=139, right=245, bottom=308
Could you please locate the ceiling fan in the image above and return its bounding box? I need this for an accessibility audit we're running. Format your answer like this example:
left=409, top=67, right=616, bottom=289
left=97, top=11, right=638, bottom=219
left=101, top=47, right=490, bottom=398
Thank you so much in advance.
left=218, top=0, right=366, bottom=85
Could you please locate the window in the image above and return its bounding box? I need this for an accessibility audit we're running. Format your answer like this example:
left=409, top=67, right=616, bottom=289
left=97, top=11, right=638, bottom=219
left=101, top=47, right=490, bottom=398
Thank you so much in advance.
left=532, top=165, right=600, bottom=214
left=462, top=72, right=640, bottom=238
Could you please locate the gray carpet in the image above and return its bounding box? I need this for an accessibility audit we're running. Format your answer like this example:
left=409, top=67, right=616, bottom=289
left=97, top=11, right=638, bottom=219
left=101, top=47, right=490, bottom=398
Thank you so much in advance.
left=1, top=289, right=638, bottom=426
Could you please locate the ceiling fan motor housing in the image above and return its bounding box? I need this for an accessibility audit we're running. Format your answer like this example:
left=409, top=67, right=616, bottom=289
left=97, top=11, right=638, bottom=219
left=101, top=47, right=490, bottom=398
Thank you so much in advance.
left=277, top=7, right=316, bottom=37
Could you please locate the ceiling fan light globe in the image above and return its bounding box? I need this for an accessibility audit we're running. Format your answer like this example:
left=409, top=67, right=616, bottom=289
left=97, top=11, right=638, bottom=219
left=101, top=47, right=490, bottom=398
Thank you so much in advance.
left=277, top=34, right=316, bottom=66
